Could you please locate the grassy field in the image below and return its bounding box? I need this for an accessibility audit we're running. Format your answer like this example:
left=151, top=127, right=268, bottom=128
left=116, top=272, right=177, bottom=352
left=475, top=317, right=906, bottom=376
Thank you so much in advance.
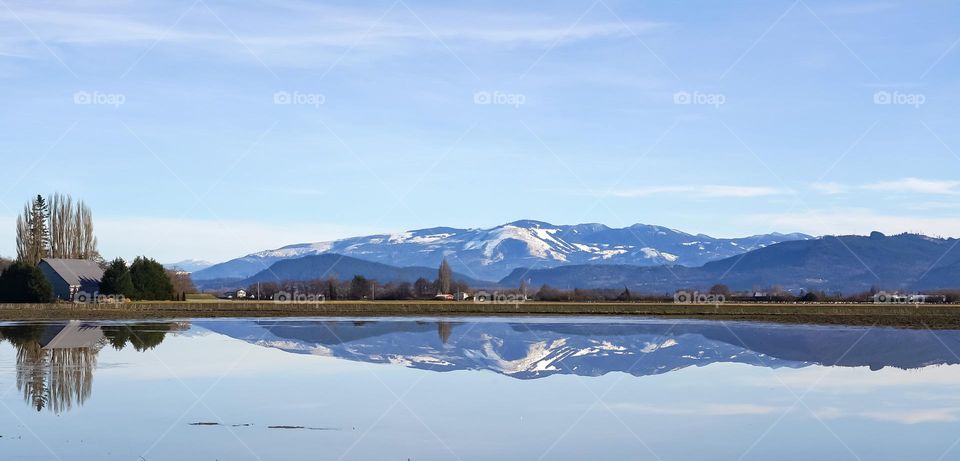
left=0, top=300, right=959, bottom=328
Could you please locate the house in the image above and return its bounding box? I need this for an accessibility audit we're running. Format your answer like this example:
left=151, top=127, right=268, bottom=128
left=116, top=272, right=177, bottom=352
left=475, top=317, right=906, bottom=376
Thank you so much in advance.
left=909, top=294, right=947, bottom=304
left=38, top=258, right=105, bottom=301
left=222, top=289, right=247, bottom=300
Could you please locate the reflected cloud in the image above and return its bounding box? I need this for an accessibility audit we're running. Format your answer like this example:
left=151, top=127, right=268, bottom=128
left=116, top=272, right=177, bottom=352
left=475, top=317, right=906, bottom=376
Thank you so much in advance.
left=814, top=406, right=960, bottom=425
left=608, top=402, right=782, bottom=416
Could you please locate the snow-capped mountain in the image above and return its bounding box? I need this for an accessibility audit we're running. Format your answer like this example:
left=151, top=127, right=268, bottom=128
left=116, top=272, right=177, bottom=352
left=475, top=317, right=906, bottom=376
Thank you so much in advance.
left=192, top=220, right=810, bottom=281
left=163, top=259, right=214, bottom=273
left=197, top=318, right=960, bottom=380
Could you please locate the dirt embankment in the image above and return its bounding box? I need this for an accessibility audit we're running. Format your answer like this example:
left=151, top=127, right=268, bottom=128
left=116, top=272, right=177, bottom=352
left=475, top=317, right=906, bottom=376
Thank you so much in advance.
left=1, top=301, right=959, bottom=328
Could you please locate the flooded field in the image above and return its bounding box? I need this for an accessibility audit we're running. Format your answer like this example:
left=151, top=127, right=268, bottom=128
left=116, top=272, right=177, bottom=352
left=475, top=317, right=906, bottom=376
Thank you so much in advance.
left=1, top=317, right=959, bottom=460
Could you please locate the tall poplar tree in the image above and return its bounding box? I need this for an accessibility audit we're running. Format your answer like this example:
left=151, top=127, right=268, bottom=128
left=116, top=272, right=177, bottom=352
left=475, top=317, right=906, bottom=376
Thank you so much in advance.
left=437, top=258, right=453, bottom=294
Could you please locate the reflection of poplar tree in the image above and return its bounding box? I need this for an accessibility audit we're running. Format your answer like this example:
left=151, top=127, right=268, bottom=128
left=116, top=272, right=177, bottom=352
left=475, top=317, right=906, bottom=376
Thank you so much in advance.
left=437, top=322, right=453, bottom=345
left=16, top=344, right=99, bottom=413
left=16, top=341, right=49, bottom=412
left=46, top=348, right=98, bottom=414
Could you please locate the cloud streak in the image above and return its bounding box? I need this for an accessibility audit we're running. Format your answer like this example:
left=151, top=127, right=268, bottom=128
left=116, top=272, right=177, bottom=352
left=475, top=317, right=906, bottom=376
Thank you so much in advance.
left=607, top=185, right=790, bottom=198
left=608, top=402, right=782, bottom=416
left=812, top=178, right=960, bottom=196
left=0, top=2, right=662, bottom=67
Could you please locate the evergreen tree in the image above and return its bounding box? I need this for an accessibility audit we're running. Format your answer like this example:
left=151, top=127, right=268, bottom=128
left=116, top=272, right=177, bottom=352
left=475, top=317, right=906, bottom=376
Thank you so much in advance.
left=100, top=258, right=134, bottom=297
left=349, top=275, right=369, bottom=299
left=15, top=196, right=50, bottom=265
left=128, top=256, right=174, bottom=301
left=0, top=262, right=54, bottom=303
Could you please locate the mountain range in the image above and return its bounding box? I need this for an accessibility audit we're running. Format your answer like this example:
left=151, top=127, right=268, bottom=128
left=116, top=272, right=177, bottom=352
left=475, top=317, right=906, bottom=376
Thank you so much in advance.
left=192, top=220, right=810, bottom=281
left=502, top=232, right=960, bottom=293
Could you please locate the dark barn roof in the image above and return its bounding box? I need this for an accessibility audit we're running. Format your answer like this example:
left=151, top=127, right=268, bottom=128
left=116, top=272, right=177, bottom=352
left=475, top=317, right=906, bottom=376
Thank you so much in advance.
left=41, top=259, right=104, bottom=286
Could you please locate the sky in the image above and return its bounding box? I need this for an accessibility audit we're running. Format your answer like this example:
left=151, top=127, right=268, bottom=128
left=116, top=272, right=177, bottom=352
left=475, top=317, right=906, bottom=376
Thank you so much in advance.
left=0, top=0, right=958, bottom=263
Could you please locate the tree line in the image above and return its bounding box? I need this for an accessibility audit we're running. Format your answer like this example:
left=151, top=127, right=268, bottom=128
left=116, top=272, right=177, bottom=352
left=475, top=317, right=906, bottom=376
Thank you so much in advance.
left=243, top=258, right=470, bottom=300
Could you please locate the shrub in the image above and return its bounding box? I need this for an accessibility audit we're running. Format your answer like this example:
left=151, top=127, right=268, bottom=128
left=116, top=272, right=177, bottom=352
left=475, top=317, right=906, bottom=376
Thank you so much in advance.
left=0, top=262, right=54, bottom=303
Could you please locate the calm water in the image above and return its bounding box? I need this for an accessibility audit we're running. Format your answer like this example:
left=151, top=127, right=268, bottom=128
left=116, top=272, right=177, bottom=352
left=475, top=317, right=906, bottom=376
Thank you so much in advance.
left=1, top=317, right=959, bottom=460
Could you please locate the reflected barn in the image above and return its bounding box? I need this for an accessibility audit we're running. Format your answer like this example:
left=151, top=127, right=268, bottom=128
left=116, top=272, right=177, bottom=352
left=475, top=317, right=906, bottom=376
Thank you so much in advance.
left=0, top=321, right=180, bottom=413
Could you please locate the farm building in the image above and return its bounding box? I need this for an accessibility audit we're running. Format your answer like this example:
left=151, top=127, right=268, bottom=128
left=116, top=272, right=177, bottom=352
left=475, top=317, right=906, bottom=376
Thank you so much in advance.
left=38, top=258, right=104, bottom=301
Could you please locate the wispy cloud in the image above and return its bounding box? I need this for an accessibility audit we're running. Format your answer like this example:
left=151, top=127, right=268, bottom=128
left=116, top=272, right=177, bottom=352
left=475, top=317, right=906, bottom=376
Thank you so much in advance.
left=811, top=178, right=960, bottom=196
left=0, top=2, right=662, bottom=67
left=607, top=185, right=790, bottom=199
left=608, top=402, right=781, bottom=416
left=814, top=406, right=960, bottom=425
left=862, top=178, right=960, bottom=195
left=810, top=182, right=849, bottom=195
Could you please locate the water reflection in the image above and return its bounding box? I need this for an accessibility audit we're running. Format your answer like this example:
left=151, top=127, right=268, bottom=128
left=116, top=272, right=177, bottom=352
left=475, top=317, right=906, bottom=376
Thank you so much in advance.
left=0, top=321, right=182, bottom=413
left=2, top=317, right=958, bottom=460
left=200, top=319, right=960, bottom=379
left=4, top=318, right=960, bottom=414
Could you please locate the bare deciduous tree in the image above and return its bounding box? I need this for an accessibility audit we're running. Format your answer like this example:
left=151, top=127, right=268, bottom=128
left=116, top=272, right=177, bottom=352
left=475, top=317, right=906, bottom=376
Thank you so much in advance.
left=48, top=193, right=98, bottom=260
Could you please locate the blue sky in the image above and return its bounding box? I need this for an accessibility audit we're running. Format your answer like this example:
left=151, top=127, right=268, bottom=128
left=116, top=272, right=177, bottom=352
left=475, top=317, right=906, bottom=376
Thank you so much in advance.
left=1, top=0, right=959, bottom=262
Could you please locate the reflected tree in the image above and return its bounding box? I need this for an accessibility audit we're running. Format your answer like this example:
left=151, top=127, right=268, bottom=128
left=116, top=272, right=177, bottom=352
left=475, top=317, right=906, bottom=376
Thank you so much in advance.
left=437, top=321, right=453, bottom=345
left=101, top=323, right=173, bottom=351
left=0, top=322, right=179, bottom=413
left=1, top=324, right=99, bottom=413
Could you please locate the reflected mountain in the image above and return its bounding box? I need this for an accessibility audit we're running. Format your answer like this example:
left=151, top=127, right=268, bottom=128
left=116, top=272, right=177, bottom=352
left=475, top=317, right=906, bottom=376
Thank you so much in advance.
left=199, top=319, right=960, bottom=379
left=0, top=321, right=183, bottom=413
